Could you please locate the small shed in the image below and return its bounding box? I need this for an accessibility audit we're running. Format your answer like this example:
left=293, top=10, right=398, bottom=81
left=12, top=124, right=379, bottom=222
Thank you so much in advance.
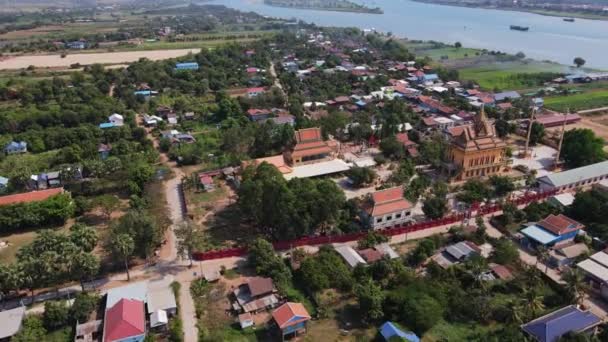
left=150, top=310, right=168, bottom=328
left=379, top=321, right=419, bottom=342
left=334, top=245, right=367, bottom=268
left=238, top=313, right=254, bottom=329
left=0, top=306, right=26, bottom=340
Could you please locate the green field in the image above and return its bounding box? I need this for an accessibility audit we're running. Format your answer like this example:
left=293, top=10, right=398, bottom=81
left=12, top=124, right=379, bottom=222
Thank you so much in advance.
left=418, top=47, right=480, bottom=60
left=458, top=62, right=567, bottom=90
left=544, top=89, right=608, bottom=111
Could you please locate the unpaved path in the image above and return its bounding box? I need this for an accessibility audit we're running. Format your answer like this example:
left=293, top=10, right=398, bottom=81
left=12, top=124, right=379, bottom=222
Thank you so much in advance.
left=0, top=49, right=201, bottom=70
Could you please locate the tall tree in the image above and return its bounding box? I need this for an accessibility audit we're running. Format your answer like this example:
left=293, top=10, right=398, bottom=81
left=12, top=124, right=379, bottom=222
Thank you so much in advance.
left=175, top=220, right=205, bottom=267
left=110, top=234, right=135, bottom=281
left=561, top=129, right=606, bottom=168
left=72, top=253, right=100, bottom=291
left=354, top=278, right=385, bottom=322
left=69, top=223, right=98, bottom=253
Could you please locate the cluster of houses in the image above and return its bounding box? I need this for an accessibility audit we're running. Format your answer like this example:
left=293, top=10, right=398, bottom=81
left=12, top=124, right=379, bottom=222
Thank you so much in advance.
left=333, top=243, right=399, bottom=269
left=227, top=276, right=312, bottom=340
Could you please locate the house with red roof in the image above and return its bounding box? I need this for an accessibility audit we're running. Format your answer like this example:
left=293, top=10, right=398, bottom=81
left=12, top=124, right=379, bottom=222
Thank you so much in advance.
left=103, top=298, right=146, bottom=342
left=520, top=214, right=585, bottom=249
left=247, top=87, right=265, bottom=98
left=272, top=302, right=311, bottom=340
left=246, top=108, right=272, bottom=122
left=361, top=187, right=414, bottom=230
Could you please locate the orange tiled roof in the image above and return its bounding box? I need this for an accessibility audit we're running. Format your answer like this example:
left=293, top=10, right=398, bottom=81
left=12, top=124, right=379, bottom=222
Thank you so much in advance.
left=538, top=214, right=584, bottom=235
left=0, top=188, right=65, bottom=207
left=272, top=302, right=311, bottom=329
left=368, top=187, right=413, bottom=217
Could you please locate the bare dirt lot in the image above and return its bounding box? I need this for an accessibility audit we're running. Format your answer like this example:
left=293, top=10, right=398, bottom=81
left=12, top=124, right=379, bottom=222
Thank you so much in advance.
left=547, top=113, right=608, bottom=151
left=0, top=49, right=201, bottom=70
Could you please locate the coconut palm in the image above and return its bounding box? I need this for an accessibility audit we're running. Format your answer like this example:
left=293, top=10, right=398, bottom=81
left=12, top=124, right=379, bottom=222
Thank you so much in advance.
left=111, top=234, right=135, bottom=281
left=563, top=269, right=589, bottom=305
left=523, top=288, right=545, bottom=318
left=506, top=299, right=525, bottom=324
left=536, top=246, right=550, bottom=274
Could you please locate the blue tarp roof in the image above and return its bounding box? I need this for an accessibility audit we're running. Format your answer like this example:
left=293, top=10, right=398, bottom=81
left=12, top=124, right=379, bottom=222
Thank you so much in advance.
left=521, top=224, right=558, bottom=245
left=99, top=122, right=116, bottom=129
left=379, top=322, right=420, bottom=342
left=175, top=62, right=199, bottom=69
left=522, top=305, right=601, bottom=342
left=134, top=90, right=152, bottom=96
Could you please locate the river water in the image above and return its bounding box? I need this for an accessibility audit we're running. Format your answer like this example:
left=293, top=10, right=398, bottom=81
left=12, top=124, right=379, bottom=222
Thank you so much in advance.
left=210, top=0, right=608, bottom=69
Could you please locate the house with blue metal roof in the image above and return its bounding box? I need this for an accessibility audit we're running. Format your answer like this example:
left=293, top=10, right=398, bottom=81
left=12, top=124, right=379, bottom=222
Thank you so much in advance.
left=175, top=62, right=199, bottom=71
left=379, top=321, right=420, bottom=342
left=4, top=141, right=27, bottom=154
left=521, top=305, right=601, bottom=342
left=520, top=214, right=584, bottom=249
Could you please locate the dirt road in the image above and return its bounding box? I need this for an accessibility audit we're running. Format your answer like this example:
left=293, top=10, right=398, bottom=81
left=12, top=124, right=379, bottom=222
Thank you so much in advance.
left=0, top=49, right=201, bottom=70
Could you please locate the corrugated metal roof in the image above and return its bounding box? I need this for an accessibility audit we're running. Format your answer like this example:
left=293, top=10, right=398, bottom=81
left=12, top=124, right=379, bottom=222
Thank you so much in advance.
left=0, top=306, right=25, bottom=339
left=577, top=259, right=608, bottom=282
left=521, top=225, right=558, bottom=245
left=537, top=161, right=608, bottom=188
left=522, top=305, right=602, bottom=342
left=590, top=251, right=608, bottom=268
left=106, top=281, right=148, bottom=309
left=334, top=245, right=367, bottom=268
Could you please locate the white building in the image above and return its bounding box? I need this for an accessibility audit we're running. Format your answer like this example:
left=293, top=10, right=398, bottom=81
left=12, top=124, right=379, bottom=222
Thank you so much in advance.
left=537, top=160, right=608, bottom=192
left=361, top=187, right=414, bottom=230
left=109, top=113, right=124, bottom=127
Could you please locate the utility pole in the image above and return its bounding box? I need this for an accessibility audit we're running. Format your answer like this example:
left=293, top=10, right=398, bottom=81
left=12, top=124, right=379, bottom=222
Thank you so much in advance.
left=523, top=107, right=537, bottom=158
left=554, top=108, right=569, bottom=168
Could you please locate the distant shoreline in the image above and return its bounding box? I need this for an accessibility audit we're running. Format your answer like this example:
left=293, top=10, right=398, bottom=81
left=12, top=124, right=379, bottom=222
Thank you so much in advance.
left=263, top=1, right=383, bottom=14
left=411, top=0, right=608, bottom=21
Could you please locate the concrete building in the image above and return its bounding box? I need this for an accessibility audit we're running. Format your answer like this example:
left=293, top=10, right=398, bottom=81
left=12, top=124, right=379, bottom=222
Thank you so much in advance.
left=537, top=160, right=608, bottom=192
left=361, top=187, right=414, bottom=230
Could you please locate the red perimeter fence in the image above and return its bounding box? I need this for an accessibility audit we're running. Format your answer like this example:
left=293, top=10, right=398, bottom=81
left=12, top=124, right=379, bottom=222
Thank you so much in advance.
left=191, top=189, right=558, bottom=261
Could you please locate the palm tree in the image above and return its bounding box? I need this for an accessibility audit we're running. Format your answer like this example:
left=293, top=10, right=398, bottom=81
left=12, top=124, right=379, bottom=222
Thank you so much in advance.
left=563, top=269, right=589, bottom=305
left=536, top=246, right=550, bottom=274
left=111, top=234, right=135, bottom=281
left=72, top=253, right=100, bottom=291
left=506, top=299, right=525, bottom=325
left=69, top=223, right=98, bottom=253
left=523, top=288, right=545, bottom=319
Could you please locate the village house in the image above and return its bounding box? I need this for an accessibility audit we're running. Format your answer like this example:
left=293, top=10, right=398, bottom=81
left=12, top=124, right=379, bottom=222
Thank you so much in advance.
left=103, top=298, right=146, bottom=342
left=577, top=250, right=608, bottom=299
left=0, top=176, right=8, bottom=193
left=98, top=144, right=112, bottom=160
left=430, top=241, right=484, bottom=269
left=520, top=214, right=585, bottom=249
left=109, top=113, right=124, bottom=127
left=232, top=277, right=279, bottom=314
left=271, top=302, right=311, bottom=341
left=0, top=306, right=25, bottom=341
left=379, top=321, right=420, bottom=342
left=30, top=171, right=62, bottom=190
left=4, top=141, right=27, bottom=154
left=521, top=305, right=602, bottom=342
left=247, top=87, right=265, bottom=98
left=175, top=62, right=199, bottom=71
left=142, top=114, right=163, bottom=127
left=334, top=245, right=367, bottom=268
left=361, top=187, right=414, bottom=230
left=549, top=243, right=589, bottom=269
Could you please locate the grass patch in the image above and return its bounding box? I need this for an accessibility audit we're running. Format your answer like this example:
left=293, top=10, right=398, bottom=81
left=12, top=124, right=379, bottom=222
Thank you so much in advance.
left=419, top=47, right=480, bottom=61
left=459, top=62, right=566, bottom=90
left=222, top=268, right=240, bottom=280
left=544, top=89, right=608, bottom=111
left=423, top=320, right=499, bottom=341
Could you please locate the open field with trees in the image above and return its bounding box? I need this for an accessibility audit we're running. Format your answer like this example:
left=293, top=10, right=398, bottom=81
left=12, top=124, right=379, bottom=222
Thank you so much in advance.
left=544, top=89, right=608, bottom=112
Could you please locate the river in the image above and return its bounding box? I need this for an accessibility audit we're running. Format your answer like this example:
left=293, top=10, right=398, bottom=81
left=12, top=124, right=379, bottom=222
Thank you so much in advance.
left=209, top=0, right=608, bottom=69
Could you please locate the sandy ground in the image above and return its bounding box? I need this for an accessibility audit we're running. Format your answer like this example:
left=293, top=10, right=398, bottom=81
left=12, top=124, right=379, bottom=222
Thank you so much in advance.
left=548, top=114, right=608, bottom=151
left=0, top=49, right=201, bottom=70
left=511, top=144, right=558, bottom=177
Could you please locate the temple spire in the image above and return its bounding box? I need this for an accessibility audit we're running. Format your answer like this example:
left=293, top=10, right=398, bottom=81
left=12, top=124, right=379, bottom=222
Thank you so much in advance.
left=474, top=105, right=492, bottom=137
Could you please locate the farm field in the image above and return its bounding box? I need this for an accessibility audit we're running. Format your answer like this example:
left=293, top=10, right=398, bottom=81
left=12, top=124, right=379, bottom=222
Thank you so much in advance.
left=458, top=61, right=567, bottom=90
left=0, top=48, right=201, bottom=69
left=544, top=89, right=608, bottom=112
